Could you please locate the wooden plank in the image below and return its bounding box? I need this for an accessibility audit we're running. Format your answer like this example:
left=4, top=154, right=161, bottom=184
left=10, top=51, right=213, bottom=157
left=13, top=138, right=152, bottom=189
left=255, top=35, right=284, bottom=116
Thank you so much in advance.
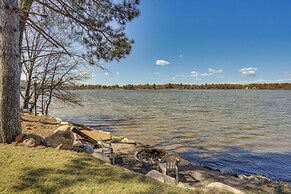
left=71, top=127, right=111, bottom=145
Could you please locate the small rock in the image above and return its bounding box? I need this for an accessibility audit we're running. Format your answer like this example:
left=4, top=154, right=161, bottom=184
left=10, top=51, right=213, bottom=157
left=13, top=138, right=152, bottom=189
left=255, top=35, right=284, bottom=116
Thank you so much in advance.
left=91, top=153, right=111, bottom=164
left=238, top=174, right=248, bottom=180
left=121, top=138, right=136, bottom=144
left=111, top=136, right=124, bottom=143
left=60, top=121, right=70, bottom=125
left=248, top=175, right=272, bottom=184
left=15, top=133, right=27, bottom=143
left=205, top=182, right=245, bottom=194
left=22, top=134, right=43, bottom=147
left=238, top=174, right=271, bottom=184
left=146, top=170, right=176, bottom=184
left=55, top=117, right=62, bottom=124
left=82, top=141, right=94, bottom=154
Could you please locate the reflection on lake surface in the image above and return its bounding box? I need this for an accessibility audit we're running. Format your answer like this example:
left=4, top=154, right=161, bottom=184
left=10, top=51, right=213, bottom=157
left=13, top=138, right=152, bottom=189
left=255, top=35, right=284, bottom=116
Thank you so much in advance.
left=49, top=90, right=291, bottom=183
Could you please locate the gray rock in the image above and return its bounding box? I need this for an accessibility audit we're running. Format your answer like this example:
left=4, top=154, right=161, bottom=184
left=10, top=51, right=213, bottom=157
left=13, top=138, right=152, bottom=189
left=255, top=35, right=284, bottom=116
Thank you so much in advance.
left=205, top=182, right=245, bottom=194
left=44, top=128, right=74, bottom=150
left=91, top=152, right=111, bottom=164
left=146, top=170, right=176, bottom=184
left=82, top=142, right=94, bottom=154
left=238, top=174, right=248, bottom=180
left=22, top=134, right=43, bottom=147
left=120, top=138, right=136, bottom=144
left=238, top=174, right=271, bottom=184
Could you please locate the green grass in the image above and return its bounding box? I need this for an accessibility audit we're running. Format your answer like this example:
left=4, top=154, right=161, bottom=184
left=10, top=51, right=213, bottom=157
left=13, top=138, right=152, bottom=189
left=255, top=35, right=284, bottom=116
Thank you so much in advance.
left=0, top=145, right=198, bottom=194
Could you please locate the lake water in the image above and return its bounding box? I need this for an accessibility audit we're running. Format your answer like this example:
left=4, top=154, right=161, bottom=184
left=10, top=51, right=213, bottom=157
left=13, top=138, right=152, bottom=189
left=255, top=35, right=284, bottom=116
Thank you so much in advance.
left=49, top=90, right=291, bottom=183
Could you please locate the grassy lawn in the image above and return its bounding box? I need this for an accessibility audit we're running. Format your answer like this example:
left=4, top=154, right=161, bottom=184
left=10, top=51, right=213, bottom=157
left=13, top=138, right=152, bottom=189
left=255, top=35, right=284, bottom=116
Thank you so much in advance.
left=0, top=145, right=198, bottom=194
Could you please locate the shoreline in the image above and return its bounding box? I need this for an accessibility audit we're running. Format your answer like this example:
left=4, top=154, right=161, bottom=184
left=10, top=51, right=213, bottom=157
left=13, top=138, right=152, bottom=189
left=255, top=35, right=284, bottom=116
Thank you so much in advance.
left=20, top=113, right=291, bottom=193
left=59, top=83, right=291, bottom=90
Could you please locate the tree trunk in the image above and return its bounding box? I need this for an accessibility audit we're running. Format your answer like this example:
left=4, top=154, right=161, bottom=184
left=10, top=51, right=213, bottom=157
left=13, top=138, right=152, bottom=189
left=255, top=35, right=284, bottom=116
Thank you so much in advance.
left=0, top=0, right=21, bottom=143
left=23, top=62, right=34, bottom=109
left=19, top=0, right=33, bottom=49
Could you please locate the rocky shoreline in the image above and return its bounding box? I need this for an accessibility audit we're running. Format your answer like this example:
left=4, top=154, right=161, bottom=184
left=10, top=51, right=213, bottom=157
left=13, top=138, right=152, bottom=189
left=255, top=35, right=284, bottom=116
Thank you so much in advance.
left=18, top=113, right=291, bottom=194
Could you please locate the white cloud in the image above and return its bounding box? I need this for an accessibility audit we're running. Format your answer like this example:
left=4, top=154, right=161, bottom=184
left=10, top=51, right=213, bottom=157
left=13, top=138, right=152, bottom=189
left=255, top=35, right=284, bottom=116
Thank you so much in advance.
left=116, top=72, right=120, bottom=75
left=191, top=71, right=199, bottom=77
left=105, top=72, right=109, bottom=76
left=200, top=72, right=212, bottom=77
left=156, top=60, right=170, bottom=66
left=191, top=68, right=223, bottom=77
left=239, top=67, right=258, bottom=76
left=208, top=68, right=222, bottom=74
left=80, top=71, right=94, bottom=79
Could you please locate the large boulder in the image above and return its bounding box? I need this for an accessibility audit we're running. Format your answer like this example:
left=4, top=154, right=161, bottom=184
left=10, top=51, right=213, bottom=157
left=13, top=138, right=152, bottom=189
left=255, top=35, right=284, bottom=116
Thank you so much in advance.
left=205, top=182, right=245, bottom=194
left=44, top=127, right=74, bottom=150
left=22, top=134, right=43, bottom=147
left=15, top=133, right=27, bottom=143
left=146, top=170, right=176, bottom=184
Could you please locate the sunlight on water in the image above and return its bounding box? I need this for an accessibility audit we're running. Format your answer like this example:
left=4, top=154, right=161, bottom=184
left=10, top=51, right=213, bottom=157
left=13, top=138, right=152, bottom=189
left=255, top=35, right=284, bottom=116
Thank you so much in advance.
left=49, top=90, right=291, bottom=182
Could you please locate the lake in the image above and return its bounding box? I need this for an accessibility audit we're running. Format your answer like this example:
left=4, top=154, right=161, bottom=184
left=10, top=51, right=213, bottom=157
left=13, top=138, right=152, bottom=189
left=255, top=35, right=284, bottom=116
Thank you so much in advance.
left=49, top=90, right=291, bottom=183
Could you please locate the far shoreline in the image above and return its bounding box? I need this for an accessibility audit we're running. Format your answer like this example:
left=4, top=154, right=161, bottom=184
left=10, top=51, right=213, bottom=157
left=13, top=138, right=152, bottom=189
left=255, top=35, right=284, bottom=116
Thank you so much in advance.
left=58, top=83, right=291, bottom=90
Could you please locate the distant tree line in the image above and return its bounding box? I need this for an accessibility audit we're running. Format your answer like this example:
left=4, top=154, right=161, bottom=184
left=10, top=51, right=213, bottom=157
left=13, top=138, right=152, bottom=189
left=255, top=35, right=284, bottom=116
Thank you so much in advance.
left=61, top=83, right=291, bottom=90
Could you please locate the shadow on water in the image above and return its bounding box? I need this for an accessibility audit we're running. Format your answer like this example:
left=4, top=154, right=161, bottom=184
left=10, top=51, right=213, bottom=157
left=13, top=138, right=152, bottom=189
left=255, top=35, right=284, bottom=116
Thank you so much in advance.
left=180, top=146, right=291, bottom=183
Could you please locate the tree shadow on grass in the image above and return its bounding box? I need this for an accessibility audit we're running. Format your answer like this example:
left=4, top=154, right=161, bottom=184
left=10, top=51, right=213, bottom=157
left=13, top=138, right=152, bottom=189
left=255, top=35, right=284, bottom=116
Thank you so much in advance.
left=11, top=154, right=184, bottom=194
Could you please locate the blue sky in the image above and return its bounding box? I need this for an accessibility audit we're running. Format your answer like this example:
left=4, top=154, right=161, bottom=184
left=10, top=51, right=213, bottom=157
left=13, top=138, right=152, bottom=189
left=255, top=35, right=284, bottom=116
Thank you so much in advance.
left=83, top=0, right=291, bottom=85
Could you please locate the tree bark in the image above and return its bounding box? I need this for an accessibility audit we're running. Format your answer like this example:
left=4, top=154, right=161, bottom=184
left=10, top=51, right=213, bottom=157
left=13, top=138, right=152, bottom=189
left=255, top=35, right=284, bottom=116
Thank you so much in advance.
left=19, top=0, right=34, bottom=49
left=0, top=0, right=21, bottom=143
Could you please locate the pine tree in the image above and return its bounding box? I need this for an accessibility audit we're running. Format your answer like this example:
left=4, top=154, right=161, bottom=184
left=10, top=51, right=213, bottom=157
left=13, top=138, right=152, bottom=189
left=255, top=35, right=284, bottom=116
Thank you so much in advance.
left=0, top=0, right=140, bottom=143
